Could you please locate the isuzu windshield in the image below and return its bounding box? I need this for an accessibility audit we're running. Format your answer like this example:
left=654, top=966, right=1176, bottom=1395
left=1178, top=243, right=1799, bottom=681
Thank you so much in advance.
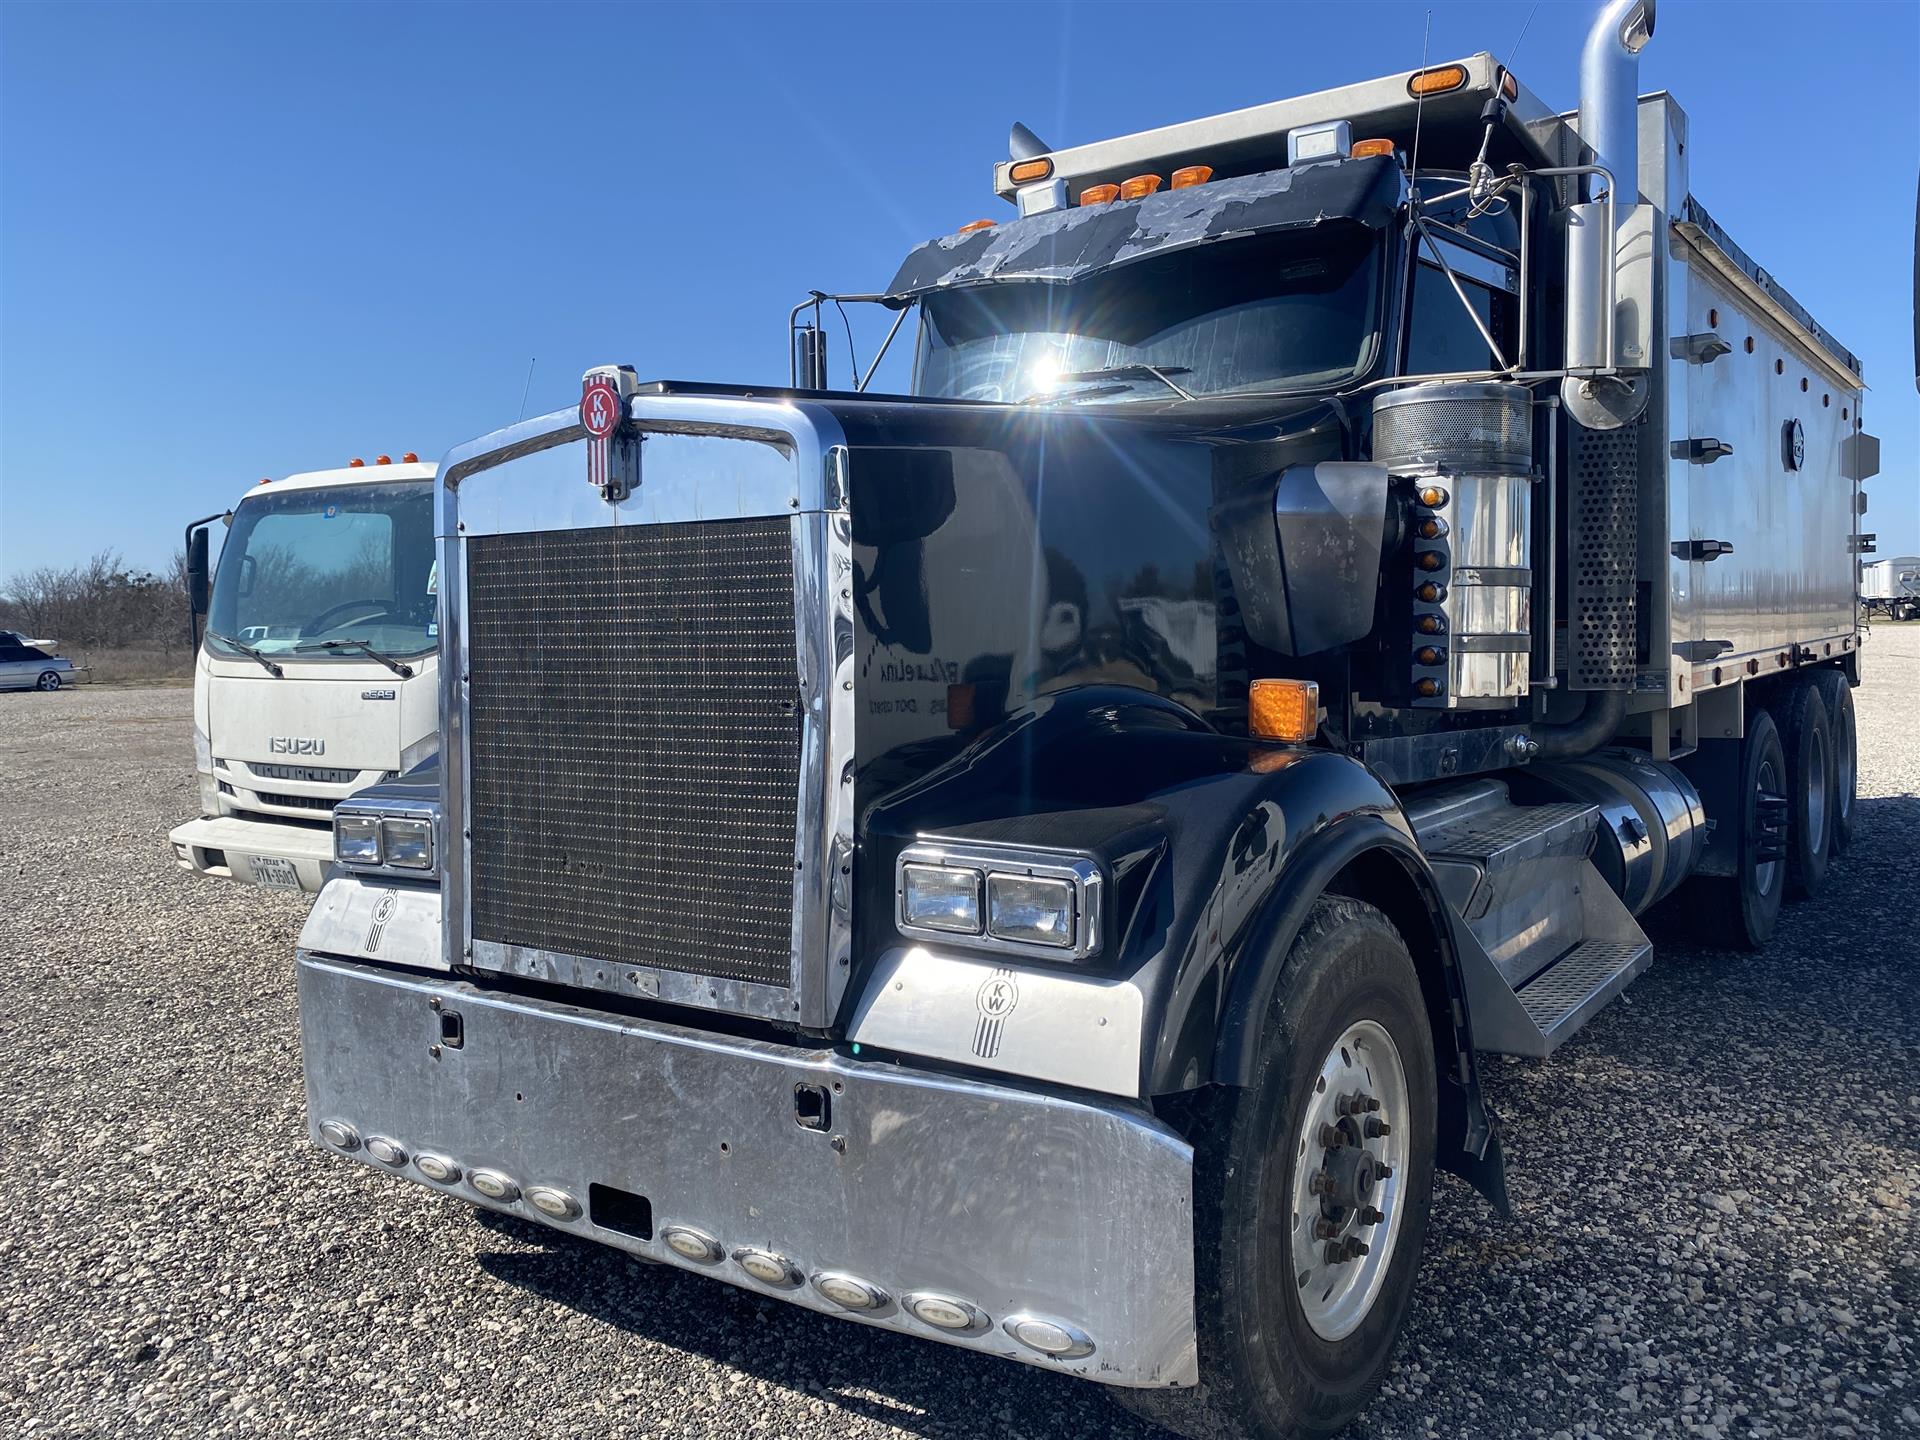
left=206, top=481, right=436, bottom=661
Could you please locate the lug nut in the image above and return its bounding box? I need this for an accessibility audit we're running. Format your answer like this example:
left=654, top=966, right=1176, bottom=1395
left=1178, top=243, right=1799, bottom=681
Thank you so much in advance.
left=1313, top=1218, right=1341, bottom=1240
left=1309, top=1171, right=1334, bottom=1197
left=1377, top=1163, right=1395, bottom=1180
left=1325, top=1242, right=1352, bottom=1265
left=1319, top=1125, right=1348, bottom=1149
left=1366, top=1117, right=1392, bottom=1139
left=1361, top=1206, right=1386, bottom=1226
left=1347, top=1238, right=1371, bottom=1258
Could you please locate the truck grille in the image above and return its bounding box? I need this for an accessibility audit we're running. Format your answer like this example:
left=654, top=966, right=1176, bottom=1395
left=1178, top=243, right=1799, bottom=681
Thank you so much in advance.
left=464, top=520, right=803, bottom=991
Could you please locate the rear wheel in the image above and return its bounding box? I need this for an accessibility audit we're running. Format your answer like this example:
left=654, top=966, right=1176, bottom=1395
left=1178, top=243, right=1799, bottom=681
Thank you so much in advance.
left=36, top=670, right=61, bottom=691
left=1694, top=709, right=1788, bottom=949
left=1114, top=898, right=1436, bottom=1440
left=1770, top=682, right=1834, bottom=900
left=1812, top=672, right=1856, bottom=855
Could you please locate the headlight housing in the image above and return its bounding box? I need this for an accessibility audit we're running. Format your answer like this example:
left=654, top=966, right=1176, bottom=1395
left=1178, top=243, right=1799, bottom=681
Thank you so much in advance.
left=896, top=843, right=1101, bottom=960
left=333, top=809, right=435, bottom=873
left=335, top=813, right=382, bottom=865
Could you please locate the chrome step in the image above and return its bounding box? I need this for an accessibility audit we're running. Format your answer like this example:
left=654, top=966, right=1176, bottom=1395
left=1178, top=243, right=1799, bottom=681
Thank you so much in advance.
left=1421, top=800, right=1598, bottom=871
left=1512, top=937, right=1653, bottom=1054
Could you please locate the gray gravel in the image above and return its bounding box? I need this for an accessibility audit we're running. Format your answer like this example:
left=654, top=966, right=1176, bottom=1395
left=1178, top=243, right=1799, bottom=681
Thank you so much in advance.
left=1, top=638, right=1914, bottom=1440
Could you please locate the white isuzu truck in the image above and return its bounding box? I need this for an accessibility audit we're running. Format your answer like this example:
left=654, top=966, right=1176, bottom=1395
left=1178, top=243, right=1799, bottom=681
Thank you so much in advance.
left=170, top=456, right=439, bottom=892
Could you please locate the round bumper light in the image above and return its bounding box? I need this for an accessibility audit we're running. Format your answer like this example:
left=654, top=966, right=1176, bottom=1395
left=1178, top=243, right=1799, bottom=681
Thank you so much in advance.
left=318, top=1120, right=360, bottom=1151
left=661, top=1226, right=724, bottom=1263
left=468, top=1170, right=518, bottom=1202
left=525, top=1186, right=581, bottom=1221
left=1003, top=1314, right=1095, bottom=1360
left=414, top=1154, right=460, bottom=1184
left=732, top=1248, right=803, bottom=1288
left=812, top=1273, right=890, bottom=1312
left=904, top=1293, right=989, bottom=1335
left=364, top=1136, right=407, bottom=1167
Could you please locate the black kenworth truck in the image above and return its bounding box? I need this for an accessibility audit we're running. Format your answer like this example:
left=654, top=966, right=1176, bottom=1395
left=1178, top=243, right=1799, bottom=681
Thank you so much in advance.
left=295, top=2, right=1878, bottom=1434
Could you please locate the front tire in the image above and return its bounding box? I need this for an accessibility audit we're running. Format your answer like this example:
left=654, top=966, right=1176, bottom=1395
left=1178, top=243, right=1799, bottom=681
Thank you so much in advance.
left=1116, top=898, right=1436, bottom=1440
left=36, top=670, right=61, bottom=691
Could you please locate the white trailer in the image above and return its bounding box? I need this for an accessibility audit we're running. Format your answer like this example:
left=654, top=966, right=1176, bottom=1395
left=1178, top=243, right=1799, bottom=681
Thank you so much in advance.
left=1861, top=555, right=1920, bottom=620
left=169, top=457, right=439, bottom=892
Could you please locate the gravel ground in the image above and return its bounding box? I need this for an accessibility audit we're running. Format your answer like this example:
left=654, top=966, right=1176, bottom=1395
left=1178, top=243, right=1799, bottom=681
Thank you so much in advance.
left=1, top=639, right=1914, bottom=1440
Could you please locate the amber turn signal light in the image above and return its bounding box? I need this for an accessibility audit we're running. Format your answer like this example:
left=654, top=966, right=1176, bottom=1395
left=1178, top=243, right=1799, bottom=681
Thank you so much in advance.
left=1009, top=158, right=1053, bottom=184
left=1079, top=184, right=1120, bottom=207
left=1249, top=678, right=1319, bottom=744
left=1118, top=173, right=1163, bottom=200
left=1170, top=165, right=1214, bottom=189
left=1407, top=64, right=1468, bottom=97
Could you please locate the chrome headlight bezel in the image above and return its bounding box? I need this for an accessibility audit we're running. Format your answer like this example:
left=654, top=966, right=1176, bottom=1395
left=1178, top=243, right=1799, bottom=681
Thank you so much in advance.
left=333, top=806, right=436, bottom=875
left=895, top=842, right=1102, bottom=961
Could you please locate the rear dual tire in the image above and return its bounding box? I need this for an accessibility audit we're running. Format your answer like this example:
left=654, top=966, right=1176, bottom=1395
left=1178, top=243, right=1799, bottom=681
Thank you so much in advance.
left=1114, top=898, right=1435, bottom=1440
left=1694, top=709, right=1787, bottom=951
left=1770, top=682, right=1834, bottom=900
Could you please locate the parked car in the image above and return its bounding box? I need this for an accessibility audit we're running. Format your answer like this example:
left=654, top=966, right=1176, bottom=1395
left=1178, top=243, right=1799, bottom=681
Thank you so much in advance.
left=0, top=639, right=88, bottom=691
left=0, top=628, right=58, bottom=649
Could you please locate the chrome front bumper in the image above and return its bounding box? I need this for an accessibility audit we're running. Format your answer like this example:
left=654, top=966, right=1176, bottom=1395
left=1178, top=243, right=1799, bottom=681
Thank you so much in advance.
left=297, top=953, right=1197, bottom=1386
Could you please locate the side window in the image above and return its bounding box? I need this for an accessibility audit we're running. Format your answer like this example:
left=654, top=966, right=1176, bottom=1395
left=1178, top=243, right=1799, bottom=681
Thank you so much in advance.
left=1405, top=248, right=1518, bottom=376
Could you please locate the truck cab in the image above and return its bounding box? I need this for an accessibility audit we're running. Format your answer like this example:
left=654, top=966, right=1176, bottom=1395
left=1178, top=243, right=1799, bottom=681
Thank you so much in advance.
left=170, top=457, right=438, bottom=891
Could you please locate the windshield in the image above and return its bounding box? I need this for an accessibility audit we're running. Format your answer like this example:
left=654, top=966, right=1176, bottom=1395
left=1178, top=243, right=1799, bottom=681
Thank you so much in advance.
left=206, top=481, right=437, bottom=659
left=913, top=226, right=1382, bottom=404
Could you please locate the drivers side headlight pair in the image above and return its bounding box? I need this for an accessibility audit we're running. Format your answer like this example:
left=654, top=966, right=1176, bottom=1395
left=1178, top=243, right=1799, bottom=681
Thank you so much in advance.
left=335, top=812, right=433, bottom=870
left=897, top=844, right=1101, bottom=960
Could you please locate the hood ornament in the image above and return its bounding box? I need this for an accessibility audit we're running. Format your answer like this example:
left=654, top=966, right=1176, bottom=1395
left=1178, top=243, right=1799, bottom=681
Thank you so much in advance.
left=580, top=364, right=640, bottom=503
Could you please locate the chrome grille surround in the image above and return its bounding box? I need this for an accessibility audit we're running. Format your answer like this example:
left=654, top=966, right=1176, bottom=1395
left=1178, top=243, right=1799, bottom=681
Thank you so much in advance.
left=437, top=397, right=856, bottom=1028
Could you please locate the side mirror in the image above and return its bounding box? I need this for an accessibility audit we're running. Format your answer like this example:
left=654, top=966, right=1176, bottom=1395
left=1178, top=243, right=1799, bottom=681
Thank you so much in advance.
left=187, top=527, right=211, bottom=617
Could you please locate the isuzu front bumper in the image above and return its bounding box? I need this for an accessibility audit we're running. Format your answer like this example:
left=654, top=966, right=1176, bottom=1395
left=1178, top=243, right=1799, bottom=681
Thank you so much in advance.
left=297, top=953, right=1197, bottom=1386
left=171, top=813, right=334, bottom=891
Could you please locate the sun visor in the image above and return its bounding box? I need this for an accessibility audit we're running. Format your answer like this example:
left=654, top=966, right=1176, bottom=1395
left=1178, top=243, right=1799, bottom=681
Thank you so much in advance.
left=885, top=155, right=1399, bottom=305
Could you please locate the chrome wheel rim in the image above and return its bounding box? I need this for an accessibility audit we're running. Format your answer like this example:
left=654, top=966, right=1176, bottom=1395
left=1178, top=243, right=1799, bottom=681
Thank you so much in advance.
left=1286, top=1019, right=1410, bottom=1341
left=1754, top=757, right=1782, bottom=896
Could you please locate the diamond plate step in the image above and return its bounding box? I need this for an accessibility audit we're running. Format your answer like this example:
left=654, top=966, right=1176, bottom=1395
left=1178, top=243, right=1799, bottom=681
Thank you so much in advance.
left=1421, top=801, right=1598, bottom=871
left=1512, top=938, right=1653, bottom=1055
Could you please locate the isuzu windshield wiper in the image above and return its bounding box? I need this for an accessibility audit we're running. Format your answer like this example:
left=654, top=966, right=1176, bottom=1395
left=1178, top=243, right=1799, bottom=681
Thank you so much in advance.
left=292, top=637, right=415, bottom=677
left=1020, top=363, right=1197, bottom=405
left=207, top=632, right=284, bottom=677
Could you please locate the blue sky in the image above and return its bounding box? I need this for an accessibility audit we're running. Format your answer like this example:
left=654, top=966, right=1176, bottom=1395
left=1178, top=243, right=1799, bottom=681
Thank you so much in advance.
left=2, top=0, right=1914, bottom=578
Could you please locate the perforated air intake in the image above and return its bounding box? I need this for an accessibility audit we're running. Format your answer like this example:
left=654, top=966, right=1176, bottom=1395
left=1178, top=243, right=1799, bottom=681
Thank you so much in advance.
left=1567, top=417, right=1641, bottom=690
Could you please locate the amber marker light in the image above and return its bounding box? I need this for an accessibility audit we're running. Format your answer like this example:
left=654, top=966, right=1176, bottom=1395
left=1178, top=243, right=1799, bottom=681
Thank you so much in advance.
left=1170, top=165, right=1214, bottom=189
left=1009, top=158, right=1053, bottom=184
left=1416, top=484, right=1449, bottom=508
left=1249, top=678, right=1319, bottom=744
left=1407, top=64, right=1468, bottom=96
left=402, top=451, right=419, bottom=463
left=1349, top=138, right=1396, bottom=159
left=1078, top=184, right=1120, bottom=207
left=1117, top=173, right=1162, bottom=200
left=957, top=219, right=996, bottom=234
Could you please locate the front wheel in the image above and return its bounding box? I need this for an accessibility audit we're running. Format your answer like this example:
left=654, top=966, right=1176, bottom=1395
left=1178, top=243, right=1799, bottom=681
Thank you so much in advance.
left=1116, top=898, right=1436, bottom=1440
left=36, top=670, right=62, bottom=691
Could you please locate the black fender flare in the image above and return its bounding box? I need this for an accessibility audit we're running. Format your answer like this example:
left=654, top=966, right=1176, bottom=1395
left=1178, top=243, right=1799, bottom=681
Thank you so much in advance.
left=1204, top=806, right=1509, bottom=1215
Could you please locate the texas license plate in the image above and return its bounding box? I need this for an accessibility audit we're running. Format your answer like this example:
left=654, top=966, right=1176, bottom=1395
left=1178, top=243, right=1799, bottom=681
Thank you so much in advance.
left=246, top=855, right=303, bottom=889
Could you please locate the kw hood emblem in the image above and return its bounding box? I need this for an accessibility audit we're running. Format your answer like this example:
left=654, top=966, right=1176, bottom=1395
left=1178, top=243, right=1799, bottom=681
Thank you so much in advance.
left=581, top=365, right=640, bottom=503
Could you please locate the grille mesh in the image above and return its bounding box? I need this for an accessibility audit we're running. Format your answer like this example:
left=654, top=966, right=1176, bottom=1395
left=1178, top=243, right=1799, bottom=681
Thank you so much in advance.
left=465, top=521, right=802, bottom=990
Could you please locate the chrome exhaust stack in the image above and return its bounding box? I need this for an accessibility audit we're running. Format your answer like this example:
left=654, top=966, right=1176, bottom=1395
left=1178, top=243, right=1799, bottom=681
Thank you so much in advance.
left=1561, top=0, right=1656, bottom=430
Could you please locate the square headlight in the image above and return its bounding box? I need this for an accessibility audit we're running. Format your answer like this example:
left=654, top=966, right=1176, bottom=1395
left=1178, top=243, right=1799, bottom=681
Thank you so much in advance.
left=901, top=864, right=982, bottom=934
left=335, top=813, right=381, bottom=865
left=380, top=817, right=433, bottom=870
left=987, top=873, right=1076, bottom=948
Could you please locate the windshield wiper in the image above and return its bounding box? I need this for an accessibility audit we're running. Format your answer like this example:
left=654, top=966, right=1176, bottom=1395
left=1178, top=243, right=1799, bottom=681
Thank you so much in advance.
left=291, top=637, right=415, bottom=677
left=207, top=632, right=284, bottom=677
left=1020, top=363, right=1197, bottom=405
